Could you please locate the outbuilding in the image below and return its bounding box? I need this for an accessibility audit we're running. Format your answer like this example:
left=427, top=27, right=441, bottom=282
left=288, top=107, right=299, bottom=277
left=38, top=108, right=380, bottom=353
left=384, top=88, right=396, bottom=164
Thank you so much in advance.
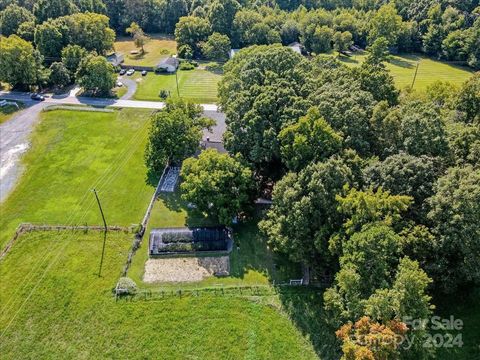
left=156, top=57, right=179, bottom=73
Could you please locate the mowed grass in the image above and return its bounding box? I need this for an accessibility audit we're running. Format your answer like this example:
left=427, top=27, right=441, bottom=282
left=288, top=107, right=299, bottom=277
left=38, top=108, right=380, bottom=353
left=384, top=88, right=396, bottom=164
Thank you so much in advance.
left=114, top=35, right=176, bottom=67
left=0, top=230, right=318, bottom=359
left=128, top=190, right=299, bottom=289
left=333, top=52, right=473, bottom=90
left=133, top=69, right=221, bottom=103
left=0, top=108, right=156, bottom=249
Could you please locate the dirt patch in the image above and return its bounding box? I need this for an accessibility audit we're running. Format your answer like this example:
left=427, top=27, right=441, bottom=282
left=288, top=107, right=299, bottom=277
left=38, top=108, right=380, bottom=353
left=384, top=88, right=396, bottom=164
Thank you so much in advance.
left=143, top=256, right=230, bottom=283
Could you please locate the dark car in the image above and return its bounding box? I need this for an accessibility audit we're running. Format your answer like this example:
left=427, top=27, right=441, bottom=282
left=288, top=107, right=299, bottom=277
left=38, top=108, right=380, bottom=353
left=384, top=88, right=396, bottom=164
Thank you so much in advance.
left=119, top=69, right=126, bottom=75
left=141, top=70, right=147, bottom=76
left=30, top=93, right=45, bottom=101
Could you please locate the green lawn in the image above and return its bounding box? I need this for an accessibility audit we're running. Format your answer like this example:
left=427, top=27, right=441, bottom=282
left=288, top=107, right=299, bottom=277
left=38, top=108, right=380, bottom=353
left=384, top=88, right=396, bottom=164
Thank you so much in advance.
left=128, top=189, right=301, bottom=289
left=133, top=69, right=221, bottom=103
left=0, top=108, right=156, bottom=249
left=333, top=52, right=473, bottom=90
left=114, top=35, right=176, bottom=67
left=0, top=230, right=319, bottom=359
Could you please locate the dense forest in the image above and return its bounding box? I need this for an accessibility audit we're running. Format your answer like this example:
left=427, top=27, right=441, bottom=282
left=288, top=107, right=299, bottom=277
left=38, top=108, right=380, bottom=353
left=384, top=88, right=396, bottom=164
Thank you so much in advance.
left=0, top=0, right=479, bottom=68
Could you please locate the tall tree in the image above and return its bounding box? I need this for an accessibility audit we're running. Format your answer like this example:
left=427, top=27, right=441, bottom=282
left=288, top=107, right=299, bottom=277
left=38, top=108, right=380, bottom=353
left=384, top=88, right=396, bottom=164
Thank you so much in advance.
left=219, top=45, right=312, bottom=175
left=61, top=44, right=88, bottom=76
left=180, top=149, right=254, bottom=225
left=174, top=16, right=211, bottom=58
left=144, top=100, right=211, bottom=176
left=278, top=106, right=343, bottom=171
left=33, top=0, right=78, bottom=23
left=75, top=54, right=115, bottom=95
left=455, top=73, right=480, bottom=124
left=368, top=3, right=403, bottom=46
left=428, top=165, right=480, bottom=292
left=0, top=35, right=43, bottom=89
left=201, top=32, right=231, bottom=61
left=126, top=22, right=149, bottom=54
left=0, top=3, right=34, bottom=36
left=259, top=157, right=354, bottom=266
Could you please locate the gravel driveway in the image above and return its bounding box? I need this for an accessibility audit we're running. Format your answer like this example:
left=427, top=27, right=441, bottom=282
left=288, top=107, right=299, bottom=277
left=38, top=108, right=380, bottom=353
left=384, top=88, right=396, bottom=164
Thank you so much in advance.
left=0, top=101, right=47, bottom=203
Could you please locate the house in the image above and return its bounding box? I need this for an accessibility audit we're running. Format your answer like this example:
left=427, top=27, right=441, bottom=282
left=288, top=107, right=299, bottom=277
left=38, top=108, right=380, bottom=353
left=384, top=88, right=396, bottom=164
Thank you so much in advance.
left=106, top=53, right=124, bottom=66
left=156, top=57, right=179, bottom=73
left=229, top=49, right=240, bottom=59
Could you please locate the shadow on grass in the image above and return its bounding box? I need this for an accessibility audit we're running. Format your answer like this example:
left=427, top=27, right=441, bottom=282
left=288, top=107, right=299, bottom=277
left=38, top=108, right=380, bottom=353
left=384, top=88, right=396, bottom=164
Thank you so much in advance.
left=278, top=287, right=340, bottom=359
left=389, top=57, right=416, bottom=69
left=338, top=56, right=360, bottom=65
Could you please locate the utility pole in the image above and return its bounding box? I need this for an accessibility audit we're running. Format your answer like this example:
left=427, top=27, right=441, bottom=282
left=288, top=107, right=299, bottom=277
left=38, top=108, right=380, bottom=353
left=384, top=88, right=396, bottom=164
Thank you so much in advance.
left=411, top=61, right=420, bottom=90
left=175, top=70, right=180, bottom=97
left=92, top=188, right=107, bottom=231
left=93, top=188, right=108, bottom=277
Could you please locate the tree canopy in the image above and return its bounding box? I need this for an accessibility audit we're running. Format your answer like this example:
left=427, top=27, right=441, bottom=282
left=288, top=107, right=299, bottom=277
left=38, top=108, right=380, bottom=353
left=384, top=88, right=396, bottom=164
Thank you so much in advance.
left=180, top=149, right=254, bottom=225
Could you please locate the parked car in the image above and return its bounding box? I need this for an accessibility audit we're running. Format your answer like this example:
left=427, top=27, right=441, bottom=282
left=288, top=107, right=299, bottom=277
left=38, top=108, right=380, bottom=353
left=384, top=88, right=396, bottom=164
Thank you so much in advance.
left=30, top=93, right=45, bottom=101
left=119, top=69, right=126, bottom=75
left=141, top=70, right=147, bottom=76
left=116, top=81, right=123, bottom=87
left=126, top=69, right=135, bottom=76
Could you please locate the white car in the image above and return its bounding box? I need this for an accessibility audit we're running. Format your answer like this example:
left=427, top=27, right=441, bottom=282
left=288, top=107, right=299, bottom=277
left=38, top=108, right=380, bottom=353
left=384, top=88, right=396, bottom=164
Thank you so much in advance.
left=126, top=69, right=135, bottom=76
left=116, top=81, right=123, bottom=87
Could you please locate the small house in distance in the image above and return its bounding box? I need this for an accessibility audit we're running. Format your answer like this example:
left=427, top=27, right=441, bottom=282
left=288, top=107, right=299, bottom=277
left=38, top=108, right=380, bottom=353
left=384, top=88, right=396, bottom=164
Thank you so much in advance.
left=156, top=57, right=179, bottom=73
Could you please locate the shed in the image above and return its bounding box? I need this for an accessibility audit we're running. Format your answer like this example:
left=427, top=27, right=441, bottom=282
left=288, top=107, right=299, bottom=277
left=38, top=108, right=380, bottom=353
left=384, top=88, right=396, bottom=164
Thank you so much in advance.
left=106, top=53, right=124, bottom=66
left=156, top=57, right=179, bottom=73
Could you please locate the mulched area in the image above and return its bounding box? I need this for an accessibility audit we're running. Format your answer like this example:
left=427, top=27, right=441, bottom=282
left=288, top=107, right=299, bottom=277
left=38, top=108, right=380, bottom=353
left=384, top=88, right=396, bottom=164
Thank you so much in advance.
left=143, top=256, right=230, bottom=283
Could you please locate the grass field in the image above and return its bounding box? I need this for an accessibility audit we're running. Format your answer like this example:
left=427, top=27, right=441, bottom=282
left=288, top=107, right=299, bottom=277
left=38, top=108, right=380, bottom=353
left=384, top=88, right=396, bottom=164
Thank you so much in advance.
left=133, top=69, right=221, bottom=103
left=332, top=52, right=473, bottom=90
left=0, top=107, right=322, bottom=359
left=0, top=230, right=319, bottom=359
left=128, top=190, right=300, bottom=289
left=0, top=108, right=156, bottom=249
left=114, top=35, right=176, bottom=67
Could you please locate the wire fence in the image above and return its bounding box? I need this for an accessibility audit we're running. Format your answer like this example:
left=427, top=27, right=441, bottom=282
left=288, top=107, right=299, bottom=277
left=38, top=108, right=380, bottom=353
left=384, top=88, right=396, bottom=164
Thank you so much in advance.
left=114, top=283, right=324, bottom=302
left=116, top=285, right=278, bottom=302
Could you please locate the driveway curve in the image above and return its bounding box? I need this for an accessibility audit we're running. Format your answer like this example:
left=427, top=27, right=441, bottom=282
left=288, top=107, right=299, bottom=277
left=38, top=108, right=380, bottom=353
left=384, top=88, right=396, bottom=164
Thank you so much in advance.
left=118, top=77, right=137, bottom=100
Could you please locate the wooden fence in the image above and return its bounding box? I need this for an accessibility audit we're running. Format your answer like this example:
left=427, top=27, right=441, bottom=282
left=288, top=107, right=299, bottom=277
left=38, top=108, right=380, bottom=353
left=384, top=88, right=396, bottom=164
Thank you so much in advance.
left=0, top=223, right=128, bottom=261
left=121, top=162, right=170, bottom=276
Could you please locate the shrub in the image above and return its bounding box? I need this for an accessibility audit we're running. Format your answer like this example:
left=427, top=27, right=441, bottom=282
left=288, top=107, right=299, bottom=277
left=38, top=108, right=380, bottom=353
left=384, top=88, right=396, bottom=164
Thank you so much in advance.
left=205, top=62, right=223, bottom=73
left=115, top=277, right=138, bottom=295
left=158, top=89, right=170, bottom=99
left=179, top=62, right=194, bottom=70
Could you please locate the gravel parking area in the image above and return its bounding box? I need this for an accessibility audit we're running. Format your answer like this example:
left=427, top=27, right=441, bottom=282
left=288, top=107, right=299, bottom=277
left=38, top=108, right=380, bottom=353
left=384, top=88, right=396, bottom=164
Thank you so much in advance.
left=143, top=256, right=230, bottom=283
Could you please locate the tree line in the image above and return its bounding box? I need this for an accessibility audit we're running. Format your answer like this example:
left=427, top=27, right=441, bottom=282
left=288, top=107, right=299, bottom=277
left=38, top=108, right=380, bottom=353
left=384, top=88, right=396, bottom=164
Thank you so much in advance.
left=1, top=0, right=479, bottom=68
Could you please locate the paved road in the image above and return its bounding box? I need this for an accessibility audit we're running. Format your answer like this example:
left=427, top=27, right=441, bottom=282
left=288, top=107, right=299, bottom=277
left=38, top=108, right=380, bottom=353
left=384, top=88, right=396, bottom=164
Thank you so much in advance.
left=0, top=91, right=222, bottom=203
left=0, top=91, right=219, bottom=111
